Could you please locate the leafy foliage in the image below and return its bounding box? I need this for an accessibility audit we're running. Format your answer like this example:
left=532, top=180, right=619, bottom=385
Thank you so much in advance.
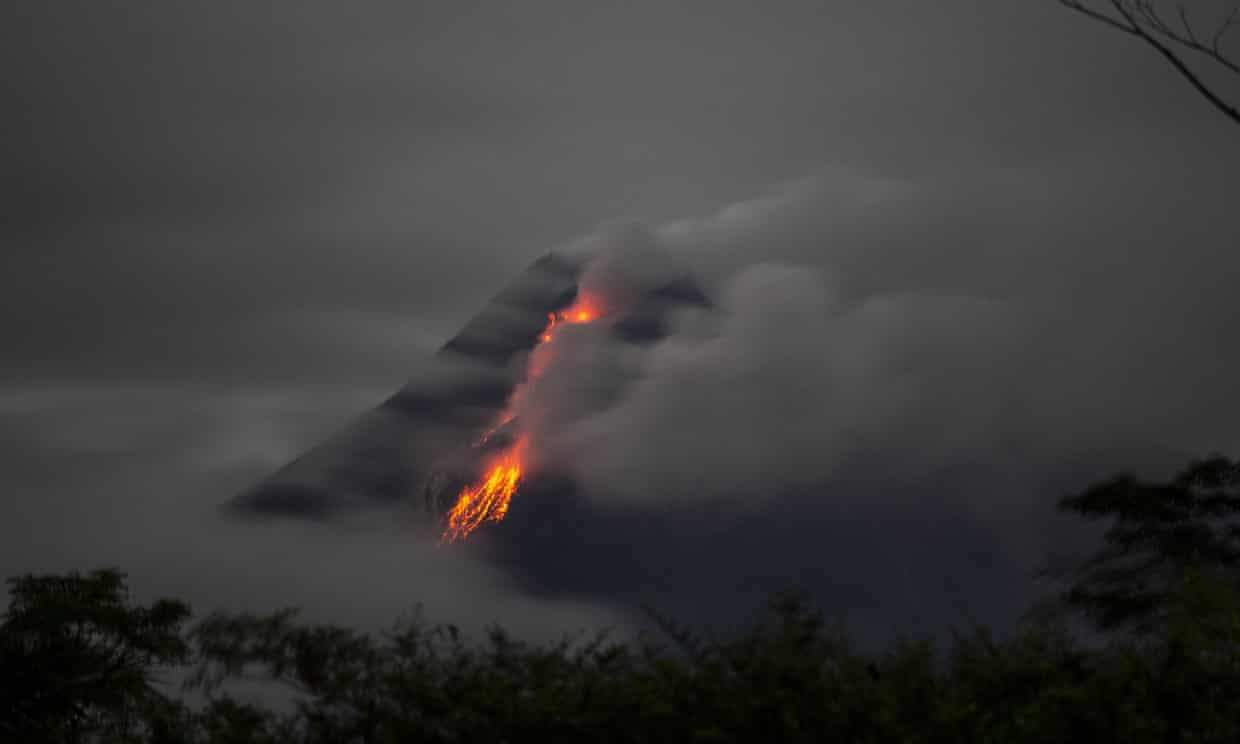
left=4, top=456, right=1240, bottom=742
left=0, top=568, right=192, bottom=743
left=1051, top=455, right=1240, bottom=633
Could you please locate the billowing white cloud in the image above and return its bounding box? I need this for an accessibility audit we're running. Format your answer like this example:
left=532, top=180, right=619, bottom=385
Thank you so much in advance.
left=521, top=153, right=1239, bottom=526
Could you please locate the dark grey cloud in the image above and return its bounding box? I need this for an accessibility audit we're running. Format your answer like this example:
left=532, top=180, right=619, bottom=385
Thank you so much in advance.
left=3, top=1, right=548, bottom=387
left=7, top=0, right=1231, bottom=387
left=3, top=0, right=1238, bottom=643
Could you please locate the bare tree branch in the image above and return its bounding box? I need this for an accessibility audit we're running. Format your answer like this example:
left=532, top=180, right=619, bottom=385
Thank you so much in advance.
left=1061, top=0, right=1143, bottom=34
left=1058, top=0, right=1240, bottom=128
left=1211, top=6, right=1240, bottom=66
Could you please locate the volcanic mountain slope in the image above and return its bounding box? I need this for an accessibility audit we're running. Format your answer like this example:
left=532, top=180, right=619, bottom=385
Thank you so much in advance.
left=230, top=251, right=710, bottom=524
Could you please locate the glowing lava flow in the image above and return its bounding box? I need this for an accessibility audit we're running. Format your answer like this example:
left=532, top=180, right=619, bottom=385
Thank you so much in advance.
left=441, top=297, right=599, bottom=543
left=440, top=438, right=525, bottom=543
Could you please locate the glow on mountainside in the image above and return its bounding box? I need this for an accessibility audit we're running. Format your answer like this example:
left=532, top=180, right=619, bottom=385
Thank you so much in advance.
left=441, top=296, right=600, bottom=543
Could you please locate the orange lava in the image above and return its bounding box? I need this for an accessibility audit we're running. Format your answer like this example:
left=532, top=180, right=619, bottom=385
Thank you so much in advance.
left=540, top=302, right=599, bottom=342
left=441, top=295, right=600, bottom=542
left=441, top=438, right=525, bottom=543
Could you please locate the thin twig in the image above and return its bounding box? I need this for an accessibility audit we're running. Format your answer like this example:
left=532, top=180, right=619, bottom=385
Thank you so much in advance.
left=1058, top=0, right=1240, bottom=127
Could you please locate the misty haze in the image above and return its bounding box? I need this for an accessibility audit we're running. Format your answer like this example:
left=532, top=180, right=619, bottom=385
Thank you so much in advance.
left=4, top=1, right=1240, bottom=741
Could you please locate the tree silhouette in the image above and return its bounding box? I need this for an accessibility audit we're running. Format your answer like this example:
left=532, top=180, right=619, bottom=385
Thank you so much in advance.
left=0, top=569, right=192, bottom=742
left=1047, top=455, right=1240, bottom=634
left=6, top=459, right=1240, bottom=741
left=1058, top=0, right=1240, bottom=128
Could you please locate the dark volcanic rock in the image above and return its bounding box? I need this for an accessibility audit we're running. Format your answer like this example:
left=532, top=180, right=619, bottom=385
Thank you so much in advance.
left=230, top=252, right=711, bottom=522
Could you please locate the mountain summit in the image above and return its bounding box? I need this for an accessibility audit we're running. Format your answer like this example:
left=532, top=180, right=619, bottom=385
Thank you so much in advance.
left=230, top=251, right=709, bottom=526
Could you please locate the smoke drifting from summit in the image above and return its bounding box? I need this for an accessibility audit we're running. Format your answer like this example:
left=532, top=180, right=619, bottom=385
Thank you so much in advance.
left=522, top=156, right=1240, bottom=527
left=535, top=228, right=1018, bottom=511
left=474, top=156, right=1239, bottom=641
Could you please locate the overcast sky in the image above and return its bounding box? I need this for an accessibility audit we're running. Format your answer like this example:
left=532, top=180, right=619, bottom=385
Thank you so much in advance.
left=3, top=1, right=1238, bottom=644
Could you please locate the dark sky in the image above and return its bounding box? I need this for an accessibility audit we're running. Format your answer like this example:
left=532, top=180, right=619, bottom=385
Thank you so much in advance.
left=3, top=1, right=1238, bottom=642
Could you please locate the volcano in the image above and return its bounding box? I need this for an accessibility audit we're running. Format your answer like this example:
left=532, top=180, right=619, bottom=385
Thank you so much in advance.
left=230, top=251, right=710, bottom=529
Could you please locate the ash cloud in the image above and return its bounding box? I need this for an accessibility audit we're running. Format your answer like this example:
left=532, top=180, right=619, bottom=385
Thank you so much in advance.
left=554, top=262, right=1014, bottom=507
left=490, top=152, right=1240, bottom=640
left=531, top=154, right=1240, bottom=519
